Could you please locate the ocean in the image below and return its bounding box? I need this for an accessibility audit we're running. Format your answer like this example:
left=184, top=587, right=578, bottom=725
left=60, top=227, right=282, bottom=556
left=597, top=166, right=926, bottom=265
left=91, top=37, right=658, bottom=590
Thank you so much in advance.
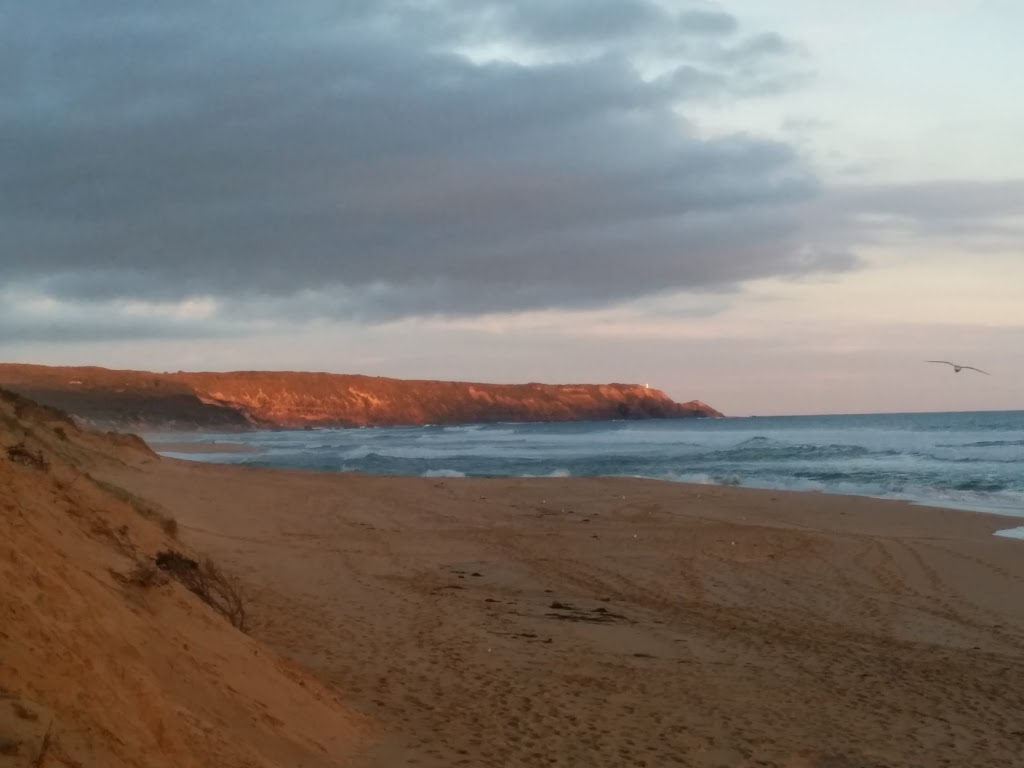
left=153, top=410, right=1024, bottom=531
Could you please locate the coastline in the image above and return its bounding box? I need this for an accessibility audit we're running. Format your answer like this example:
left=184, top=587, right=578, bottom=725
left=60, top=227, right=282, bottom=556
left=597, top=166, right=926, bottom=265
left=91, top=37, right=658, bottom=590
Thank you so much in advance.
left=144, top=436, right=1024, bottom=526
left=98, top=453, right=1024, bottom=767
left=140, top=412, right=1024, bottom=524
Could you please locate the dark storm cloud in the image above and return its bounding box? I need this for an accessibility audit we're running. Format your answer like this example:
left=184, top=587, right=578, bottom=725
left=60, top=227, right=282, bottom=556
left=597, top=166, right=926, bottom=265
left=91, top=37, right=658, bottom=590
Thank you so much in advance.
left=465, top=0, right=739, bottom=45
left=3, top=0, right=837, bottom=332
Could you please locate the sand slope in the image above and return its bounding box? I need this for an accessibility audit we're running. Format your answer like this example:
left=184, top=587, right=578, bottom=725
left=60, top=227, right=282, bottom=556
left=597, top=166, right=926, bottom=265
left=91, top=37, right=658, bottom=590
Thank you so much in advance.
left=102, top=455, right=1024, bottom=768
left=0, top=391, right=370, bottom=767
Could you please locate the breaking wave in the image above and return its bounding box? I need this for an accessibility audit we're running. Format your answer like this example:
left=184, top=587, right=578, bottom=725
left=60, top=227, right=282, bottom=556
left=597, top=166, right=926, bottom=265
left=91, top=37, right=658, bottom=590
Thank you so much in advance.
left=153, top=410, right=1024, bottom=518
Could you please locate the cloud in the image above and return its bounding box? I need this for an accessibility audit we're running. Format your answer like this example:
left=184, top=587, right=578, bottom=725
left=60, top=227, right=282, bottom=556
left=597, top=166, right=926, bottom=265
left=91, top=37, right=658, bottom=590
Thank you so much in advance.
left=462, top=0, right=741, bottom=46
left=810, top=179, right=1024, bottom=250
left=0, top=288, right=229, bottom=343
left=2, top=0, right=839, bottom=337
left=835, top=179, right=1024, bottom=226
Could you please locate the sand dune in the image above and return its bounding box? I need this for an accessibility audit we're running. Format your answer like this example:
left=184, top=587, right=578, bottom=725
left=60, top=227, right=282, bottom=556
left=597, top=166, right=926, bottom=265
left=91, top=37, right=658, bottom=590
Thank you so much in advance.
left=0, top=390, right=370, bottom=767
left=100, top=455, right=1024, bottom=768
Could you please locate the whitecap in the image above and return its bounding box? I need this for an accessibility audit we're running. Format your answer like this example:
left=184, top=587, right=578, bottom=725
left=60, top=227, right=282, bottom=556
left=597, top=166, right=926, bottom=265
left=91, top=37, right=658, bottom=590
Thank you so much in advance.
left=340, top=445, right=373, bottom=459
left=994, top=526, right=1024, bottom=540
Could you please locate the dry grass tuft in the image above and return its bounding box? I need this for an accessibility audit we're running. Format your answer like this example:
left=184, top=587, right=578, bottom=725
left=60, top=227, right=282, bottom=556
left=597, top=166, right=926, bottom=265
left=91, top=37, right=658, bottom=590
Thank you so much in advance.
left=155, top=550, right=247, bottom=631
left=5, top=442, right=50, bottom=471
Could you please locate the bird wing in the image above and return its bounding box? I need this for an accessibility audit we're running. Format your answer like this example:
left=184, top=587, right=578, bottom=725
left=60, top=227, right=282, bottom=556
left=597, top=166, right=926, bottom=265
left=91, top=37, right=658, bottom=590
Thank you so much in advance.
left=961, top=366, right=990, bottom=375
left=925, top=360, right=955, bottom=366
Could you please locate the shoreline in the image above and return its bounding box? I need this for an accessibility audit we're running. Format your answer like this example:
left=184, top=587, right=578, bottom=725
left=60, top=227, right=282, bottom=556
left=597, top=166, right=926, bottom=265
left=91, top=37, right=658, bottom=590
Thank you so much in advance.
left=97, top=454, right=1024, bottom=767
left=143, top=434, right=1024, bottom=531
left=146, top=439, right=260, bottom=454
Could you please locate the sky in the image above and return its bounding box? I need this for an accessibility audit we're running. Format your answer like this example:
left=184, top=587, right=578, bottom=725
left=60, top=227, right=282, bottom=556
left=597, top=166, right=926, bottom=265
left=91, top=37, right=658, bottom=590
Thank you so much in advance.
left=1, top=0, right=1021, bottom=416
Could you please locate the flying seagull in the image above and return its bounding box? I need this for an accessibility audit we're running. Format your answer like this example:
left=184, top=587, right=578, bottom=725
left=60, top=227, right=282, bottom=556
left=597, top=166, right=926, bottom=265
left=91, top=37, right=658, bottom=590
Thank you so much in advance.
left=926, top=360, right=990, bottom=375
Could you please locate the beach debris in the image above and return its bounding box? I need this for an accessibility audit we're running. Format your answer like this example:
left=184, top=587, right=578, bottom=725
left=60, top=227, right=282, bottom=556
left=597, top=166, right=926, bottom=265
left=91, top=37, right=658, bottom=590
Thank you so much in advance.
left=546, top=602, right=629, bottom=624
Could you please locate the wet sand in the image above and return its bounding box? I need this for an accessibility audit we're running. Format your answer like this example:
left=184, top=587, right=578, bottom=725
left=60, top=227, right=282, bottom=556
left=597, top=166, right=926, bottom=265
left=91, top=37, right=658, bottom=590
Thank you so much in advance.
left=103, top=457, right=1024, bottom=768
left=146, top=440, right=259, bottom=454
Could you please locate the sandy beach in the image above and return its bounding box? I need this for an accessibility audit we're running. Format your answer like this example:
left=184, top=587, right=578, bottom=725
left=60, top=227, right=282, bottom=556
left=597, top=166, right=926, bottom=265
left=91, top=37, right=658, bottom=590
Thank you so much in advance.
left=97, top=454, right=1024, bottom=768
